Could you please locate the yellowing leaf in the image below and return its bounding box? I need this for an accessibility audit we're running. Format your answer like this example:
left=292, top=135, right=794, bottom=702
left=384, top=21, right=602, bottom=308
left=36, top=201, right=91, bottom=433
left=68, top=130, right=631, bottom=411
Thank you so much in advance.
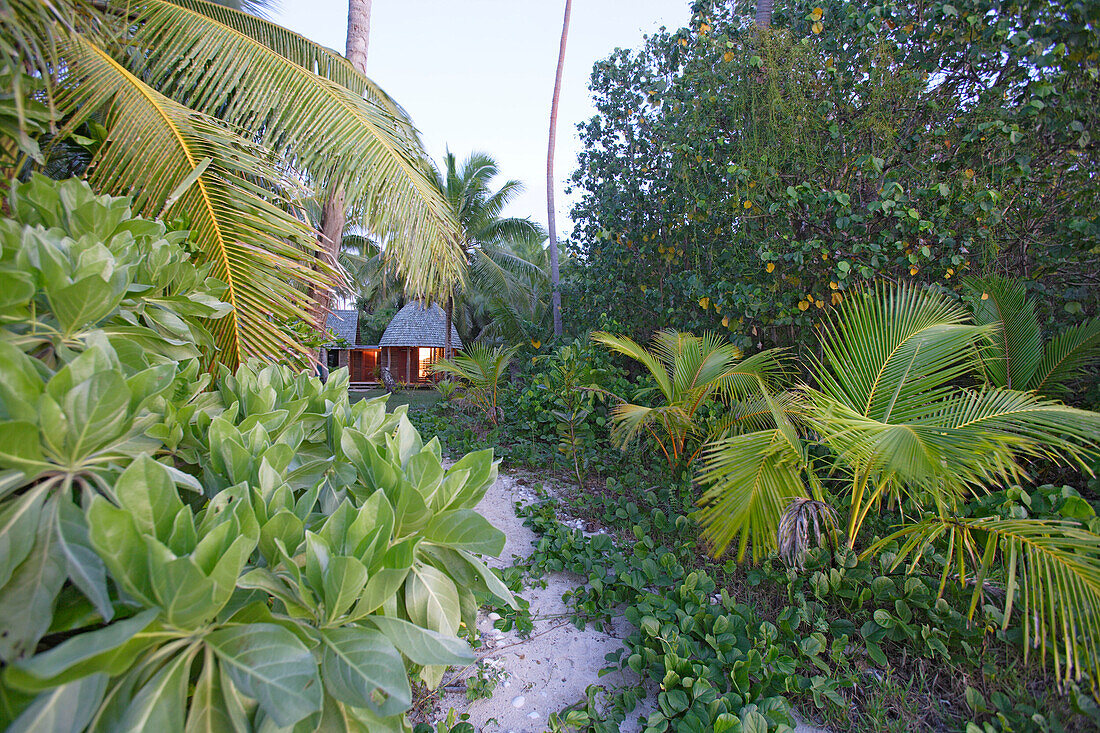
left=964, top=168, right=975, bottom=178
left=722, top=316, right=730, bottom=327
left=798, top=300, right=810, bottom=311
left=910, top=266, right=919, bottom=276
left=829, top=281, right=839, bottom=290
left=699, top=296, right=710, bottom=309
left=831, top=292, right=843, bottom=305
left=723, top=51, right=735, bottom=63
left=679, top=37, right=689, bottom=47
left=981, top=292, right=989, bottom=300
left=530, top=340, right=541, bottom=349
left=812, top=21, right=824, bottom=34
left=811, top=7, right=824, bottom=20
left=743, top=200, right=752, bottom=209
left=766, top=262, right=776, bottom=273
left=815, top=299, right=824, bottom=308
left=699, top=22, right=711, bottom=34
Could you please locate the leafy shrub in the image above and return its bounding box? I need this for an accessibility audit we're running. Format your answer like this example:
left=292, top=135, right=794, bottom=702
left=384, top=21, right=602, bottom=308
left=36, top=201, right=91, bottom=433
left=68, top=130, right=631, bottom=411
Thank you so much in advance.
left=0, top=178, right=513, bottom=732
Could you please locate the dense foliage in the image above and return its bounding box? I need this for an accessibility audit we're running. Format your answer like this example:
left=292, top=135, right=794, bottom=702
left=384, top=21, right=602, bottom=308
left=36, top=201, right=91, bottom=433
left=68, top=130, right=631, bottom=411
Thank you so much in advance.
left=566, top=0, right=1100, bottom=348
left=0, top=179, right=511, bottom=732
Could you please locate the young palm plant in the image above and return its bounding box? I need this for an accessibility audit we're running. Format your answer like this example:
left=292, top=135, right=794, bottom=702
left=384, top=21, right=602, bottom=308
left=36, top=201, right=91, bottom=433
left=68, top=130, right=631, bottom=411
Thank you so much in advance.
left=966, top=274, right=1100, bottom=397
left=591, top=330, right=788, bottom=468
left=695, top=283, right=1100, bottom=695
left=431, top=344, right=520, bottom=425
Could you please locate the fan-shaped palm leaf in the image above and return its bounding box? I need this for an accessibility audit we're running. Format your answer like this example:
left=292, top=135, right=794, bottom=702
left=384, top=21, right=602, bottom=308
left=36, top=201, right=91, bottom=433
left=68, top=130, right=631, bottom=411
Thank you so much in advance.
left=814, top=283, right=989, bottom=421
left=593, top=330, right=787, bottom=466
left=875, top=516, right=1100, bottom=697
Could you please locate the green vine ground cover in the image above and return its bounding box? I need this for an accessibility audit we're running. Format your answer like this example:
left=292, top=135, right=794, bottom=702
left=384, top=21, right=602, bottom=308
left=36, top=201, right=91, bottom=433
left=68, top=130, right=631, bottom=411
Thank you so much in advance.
left=410, top=399, right=1100, bottom=733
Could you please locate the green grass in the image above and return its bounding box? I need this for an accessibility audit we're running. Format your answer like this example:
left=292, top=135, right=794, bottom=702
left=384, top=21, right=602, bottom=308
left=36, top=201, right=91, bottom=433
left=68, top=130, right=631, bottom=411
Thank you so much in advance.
left=349, top=388, right=440, bottom=412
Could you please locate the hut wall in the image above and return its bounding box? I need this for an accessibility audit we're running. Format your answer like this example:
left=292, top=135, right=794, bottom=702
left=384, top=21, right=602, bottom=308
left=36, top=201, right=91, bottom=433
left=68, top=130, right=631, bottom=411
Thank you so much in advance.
left=383, top=346, right=441, bottom=384
left=348, top=349, right=380, bottom=383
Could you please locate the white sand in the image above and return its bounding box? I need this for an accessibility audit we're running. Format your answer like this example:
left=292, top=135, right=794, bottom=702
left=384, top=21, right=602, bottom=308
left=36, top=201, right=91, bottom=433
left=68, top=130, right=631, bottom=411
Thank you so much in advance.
left=423, top=470, right=827, bottom=733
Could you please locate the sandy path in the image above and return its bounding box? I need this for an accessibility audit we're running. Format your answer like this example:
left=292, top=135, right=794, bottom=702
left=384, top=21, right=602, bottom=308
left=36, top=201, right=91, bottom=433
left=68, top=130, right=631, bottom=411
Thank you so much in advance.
left=424, top=470, right=828, bottom=733
left=427, top=472, right=649, bottom=732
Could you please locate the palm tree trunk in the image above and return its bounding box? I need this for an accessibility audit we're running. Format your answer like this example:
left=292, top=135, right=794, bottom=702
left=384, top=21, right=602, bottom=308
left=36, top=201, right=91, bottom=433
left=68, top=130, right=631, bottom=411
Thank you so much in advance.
left=313, top=0, right=371, bottom=323
left=546, top=0, right=571, bottom=338
left=345, top=0, right=371, bottom=70
left=755, top=0, right=774, bottom=28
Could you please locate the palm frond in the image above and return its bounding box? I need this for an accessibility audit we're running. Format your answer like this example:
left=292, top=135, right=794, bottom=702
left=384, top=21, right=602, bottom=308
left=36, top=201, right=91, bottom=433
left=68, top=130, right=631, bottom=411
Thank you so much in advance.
left=717, top=347, right=791, bottom=400
left=815, top=284, right=987, bottom=422
left=695, top=428, right=808, bottom=561
left=114, top=0, right=465, bottom=299
left=55, top=31, right=334, bottom=365
left=170, top=0, right=415, bottom=124
left=1031, top=318, right=1100, bottom=397
left=965, top=275, right=1044, bottom=390
left=591, top=331, right=673, bottom=402
left=874, top=516, right=1100, bottom=697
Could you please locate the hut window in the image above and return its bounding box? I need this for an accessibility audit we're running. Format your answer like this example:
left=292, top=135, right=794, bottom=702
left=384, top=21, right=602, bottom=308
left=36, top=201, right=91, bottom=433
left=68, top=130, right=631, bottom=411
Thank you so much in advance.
left=418, top=347, right=433, bottom=381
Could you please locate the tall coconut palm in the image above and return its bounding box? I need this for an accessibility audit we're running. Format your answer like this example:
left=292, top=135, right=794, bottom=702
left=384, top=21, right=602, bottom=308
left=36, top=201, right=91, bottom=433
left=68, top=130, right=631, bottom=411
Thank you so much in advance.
left=546, top=0, right=572, bottom=337
left=4, top=0, right=463, bottom=367
left=695, top=283, right=1100, bottom=695
left=431, top=151, right=546, bottom=346
left=313, top=0, right=374, bottom=324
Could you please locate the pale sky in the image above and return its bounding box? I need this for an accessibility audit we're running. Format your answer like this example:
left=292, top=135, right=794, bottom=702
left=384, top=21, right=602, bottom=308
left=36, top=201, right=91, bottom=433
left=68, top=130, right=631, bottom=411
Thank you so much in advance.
left=270, top=1, right=693, bottom=232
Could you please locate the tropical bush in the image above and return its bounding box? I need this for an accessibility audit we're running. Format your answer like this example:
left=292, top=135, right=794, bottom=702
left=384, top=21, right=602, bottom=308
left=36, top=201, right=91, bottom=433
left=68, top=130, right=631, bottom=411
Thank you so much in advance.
left=431, top=344, right=519, bottom=425
left=566, top=0, right=1100, bottom=347
left=592, top=329, right=788, bottom=467
left=694, top=283, right=1100, bottom=695
left=0, top=178, right=512, bottom=732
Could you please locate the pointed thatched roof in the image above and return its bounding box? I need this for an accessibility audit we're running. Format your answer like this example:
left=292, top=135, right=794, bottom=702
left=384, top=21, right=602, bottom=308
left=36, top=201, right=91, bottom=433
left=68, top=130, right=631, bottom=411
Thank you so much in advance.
left=379, top=301, right=462, bottom=349
left=325, top=309, right=359, bottom=347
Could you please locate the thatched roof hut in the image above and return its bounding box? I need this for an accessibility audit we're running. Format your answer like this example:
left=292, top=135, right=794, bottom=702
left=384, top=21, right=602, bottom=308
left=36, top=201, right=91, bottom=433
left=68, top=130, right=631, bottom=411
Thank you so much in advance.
left=377, top=302, right=460, bottom=385
left=379, top=301, right=462, bottom=349
left=324, top=309, right=360, bottom=346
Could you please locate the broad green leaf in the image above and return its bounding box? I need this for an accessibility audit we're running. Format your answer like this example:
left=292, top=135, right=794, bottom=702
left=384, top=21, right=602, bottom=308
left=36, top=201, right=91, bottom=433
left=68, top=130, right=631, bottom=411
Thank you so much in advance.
left=455, top=549, right=517, bottom=609
left=322, top=556, right=369, bottom=624
left=207, top=623, right=322, bottom=727
left=442, top=450, right=497, bottom=510
left=259, top=511, right=304, bottom=566
left=6, top=673, right=107, bottom=733
left=422, top=509, right=505, bottom=556
left=354, top=567, right=411, bottom=619
left=115, top=647, right=192, bottom=733
left=319, top=628, right=410, bottom=717
left=0, top=422, right=47, bottom=476
left=0, top=486, right=47, bottom=588
left=185, top=647, right=241, bottom=733
left=115, top=456, right=183, bottom=540
left=56, top=497, right=112, bottom=620
left=48, top=273, right=128, bottom=335
left=404, top=564, right=460, bottom=636
left=150, top=555, right=218, bottom=629
left=0, top=342, right=45, bottom=423
left=365, top=615, right=474, bottom=666
left=0, top=499, right=65, bottom=662
left=9, top=609, right=160, bottom=690
left=87, top=497, right=155, bottom=605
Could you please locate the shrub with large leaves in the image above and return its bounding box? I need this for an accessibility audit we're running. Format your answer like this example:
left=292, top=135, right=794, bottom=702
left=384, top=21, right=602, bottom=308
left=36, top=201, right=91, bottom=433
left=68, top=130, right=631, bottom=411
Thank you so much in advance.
left=0, top=178, right=513, bottom=732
